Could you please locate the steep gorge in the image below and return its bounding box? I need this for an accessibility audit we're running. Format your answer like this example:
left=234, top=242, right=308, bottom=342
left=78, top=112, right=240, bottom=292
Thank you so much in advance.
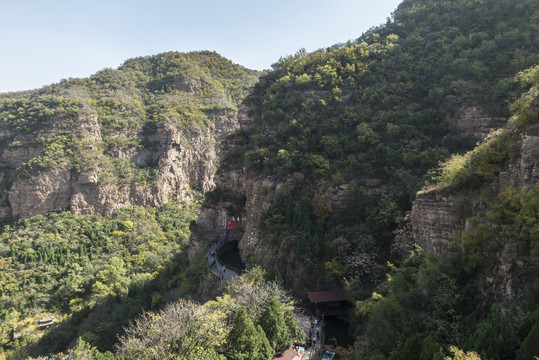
left=0, top=0, right=538, bottom=357
left=191, top=0, right=539, bottom=296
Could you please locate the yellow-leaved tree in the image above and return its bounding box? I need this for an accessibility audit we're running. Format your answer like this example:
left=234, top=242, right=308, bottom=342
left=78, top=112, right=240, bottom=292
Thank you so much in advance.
left=444, top=346, right=481, bottom=360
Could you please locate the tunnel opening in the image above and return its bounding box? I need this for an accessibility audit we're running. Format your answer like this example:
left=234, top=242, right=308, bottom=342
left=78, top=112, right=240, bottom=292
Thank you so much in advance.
left=217, top=240, right=245, bottom=274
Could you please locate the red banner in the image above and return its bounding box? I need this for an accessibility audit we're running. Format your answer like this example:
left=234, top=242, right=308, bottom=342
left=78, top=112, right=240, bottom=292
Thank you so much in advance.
left=226, top=220, right=237, bottom=229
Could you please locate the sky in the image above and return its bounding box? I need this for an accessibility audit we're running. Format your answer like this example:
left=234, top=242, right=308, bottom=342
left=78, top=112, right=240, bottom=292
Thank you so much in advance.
left=0, top=0, right=403, bottom=93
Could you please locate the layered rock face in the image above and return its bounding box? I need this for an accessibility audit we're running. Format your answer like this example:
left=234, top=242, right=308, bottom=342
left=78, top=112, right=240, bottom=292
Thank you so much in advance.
left=189, top=106, right=268, bottom=258
left=0, top=107, right=238, bottom=219
left=411, top=129, right=539, bottom=257
left=411, top=128, right=539, bottom=302
left=452, top=106, right=507, bottom=140
left=410, top=192, right=461, bottom=257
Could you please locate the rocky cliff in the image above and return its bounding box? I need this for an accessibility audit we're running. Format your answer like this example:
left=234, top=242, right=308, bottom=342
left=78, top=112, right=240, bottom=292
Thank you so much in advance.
left=452, top=105, right=507, bottom=140
left=0, top=51, right=260, bottom=219
left=3, top=109, right=234, bottom=218
left=411, top=127, right=539, bottom=257
left=411, top=93, right=539, bottom=305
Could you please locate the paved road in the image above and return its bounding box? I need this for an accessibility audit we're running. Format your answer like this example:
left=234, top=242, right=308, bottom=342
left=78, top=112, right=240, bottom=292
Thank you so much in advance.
left=303, top=319, right=324, bottom=360
left=205, top=236, right=237, bottom=283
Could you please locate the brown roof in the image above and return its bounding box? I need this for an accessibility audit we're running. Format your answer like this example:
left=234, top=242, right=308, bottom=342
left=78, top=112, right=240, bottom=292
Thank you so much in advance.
left=306, top=289, right=347, bottom=303
left=273, top=347, right=300, bottom=360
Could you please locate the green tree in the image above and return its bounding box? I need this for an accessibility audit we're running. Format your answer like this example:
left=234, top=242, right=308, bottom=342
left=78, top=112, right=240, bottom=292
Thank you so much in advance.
left=257, top=298, right=291, bottom=353
left=516, top=323, right=539, bottom=360
left=40, top=338, right=118, bottom=359
left=257, top=325, right=274, bottom=360
left=356, top=122, right=380, bottom=147
left=444, top=346, right=481, bottom=360
left=91, top=257, right=130, bottom=301
left=118, top=299, right=226, bottom=360
left=181, top=249, right=209, bottom=294
left=466, top=309, right=518, bottom=359
left=227, top=306, right=272, bottom=360
left=283, top=307, right=303, bottom=342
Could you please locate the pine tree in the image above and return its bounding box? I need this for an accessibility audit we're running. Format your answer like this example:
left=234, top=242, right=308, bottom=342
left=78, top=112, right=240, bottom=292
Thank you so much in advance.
left=283, top=307, right=303, bottom=342
left=516, top=323, right=539, bottom=360
left=228, top=306, right=273, bottom=360
left=257, top=325, right=274, bottom=360
left=258, top=298, right=292, bottom=353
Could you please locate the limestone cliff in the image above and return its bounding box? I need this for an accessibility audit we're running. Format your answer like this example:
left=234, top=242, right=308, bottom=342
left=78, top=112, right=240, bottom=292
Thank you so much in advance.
left=0, top=105, right=239, bottom=219
left=0, top=51, right=260, bottom=219
left=411, top=128, right=539, bottom=257
left=452, top=105, right=507, bottom=140
left=411, top=122, right=539, bottom=304
left=409, top=192, right=461, bottom=257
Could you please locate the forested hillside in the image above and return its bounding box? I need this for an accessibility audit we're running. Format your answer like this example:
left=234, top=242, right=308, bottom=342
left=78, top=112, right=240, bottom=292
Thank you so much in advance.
left=0, top=52, right=260, bottom=358
left=192, top=0, right=539, bottom=358
left=0, top=0, right=538, bottom=359
left=209, top=0, right=538, bottom=289
left=347, top=65, right=539, bottom=360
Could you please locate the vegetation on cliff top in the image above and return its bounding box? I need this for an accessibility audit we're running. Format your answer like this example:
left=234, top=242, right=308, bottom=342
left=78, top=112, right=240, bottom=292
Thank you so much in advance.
left=429, top=66, right=539, bottom=192
left=0, top=0, right=538, bottom=358
left=0, top=51, right=260, bottom=183
left=240, top=0, right=538, bottom=288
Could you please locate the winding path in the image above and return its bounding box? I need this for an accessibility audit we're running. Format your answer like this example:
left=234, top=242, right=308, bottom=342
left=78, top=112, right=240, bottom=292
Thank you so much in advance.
left=205, top=235, right=238, bottom=283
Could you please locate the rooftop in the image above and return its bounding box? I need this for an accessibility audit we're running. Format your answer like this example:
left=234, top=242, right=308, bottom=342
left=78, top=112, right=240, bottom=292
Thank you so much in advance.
left=273, top=347, right=301, bottom=360
left=306, top=290, right=347, bottom=303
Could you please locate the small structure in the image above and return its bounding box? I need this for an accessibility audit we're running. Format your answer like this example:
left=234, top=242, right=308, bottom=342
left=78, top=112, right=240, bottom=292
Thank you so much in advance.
left=306, top=290, right=348, bottom=316
left=322, top=351, right=336, bottom=360
left=273, top=346, right=301, bottom=360
left=38, top=315, right=56, bottom=330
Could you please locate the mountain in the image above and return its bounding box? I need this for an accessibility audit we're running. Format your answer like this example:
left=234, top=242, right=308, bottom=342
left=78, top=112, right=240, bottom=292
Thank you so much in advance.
left=0, top=51, right=259, bottom=219
left=0, top=0, right=538, bottom=358
left=189, top=0, right=539, bottom=358
left=191, top=0, right=538, bottom=291
left=0, top=51, right=260, bottom=356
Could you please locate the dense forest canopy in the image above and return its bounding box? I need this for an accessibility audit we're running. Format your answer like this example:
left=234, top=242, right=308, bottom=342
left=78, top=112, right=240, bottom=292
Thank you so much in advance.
left=239, top=0, right=538, bottom=285
left=0, top=52, right=260, bottom=358
left=0, top=0, right=538, bottom=359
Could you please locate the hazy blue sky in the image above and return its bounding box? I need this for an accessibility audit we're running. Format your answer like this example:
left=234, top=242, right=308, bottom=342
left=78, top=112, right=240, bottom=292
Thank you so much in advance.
left=0, top=0, right=402, bottom=93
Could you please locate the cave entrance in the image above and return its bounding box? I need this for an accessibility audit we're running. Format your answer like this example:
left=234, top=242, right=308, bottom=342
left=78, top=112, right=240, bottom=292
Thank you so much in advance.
left=323, top=315, right=353, bottom=348
left=217, top=240, right=245, bottom=274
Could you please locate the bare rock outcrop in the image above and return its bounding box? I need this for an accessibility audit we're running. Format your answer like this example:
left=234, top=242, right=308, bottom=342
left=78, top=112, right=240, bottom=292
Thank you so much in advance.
left=452, top=106, right=507, bottom=140
left=0, top=104, right=240, bottom=219
left=9, top=168, right=72, bottom=218
left=410, top=192, right=461, bottom=257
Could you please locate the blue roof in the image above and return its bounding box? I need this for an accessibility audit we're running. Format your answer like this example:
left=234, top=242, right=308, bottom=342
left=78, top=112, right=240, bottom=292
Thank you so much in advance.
left=322, top=351, right=335, bottom=360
